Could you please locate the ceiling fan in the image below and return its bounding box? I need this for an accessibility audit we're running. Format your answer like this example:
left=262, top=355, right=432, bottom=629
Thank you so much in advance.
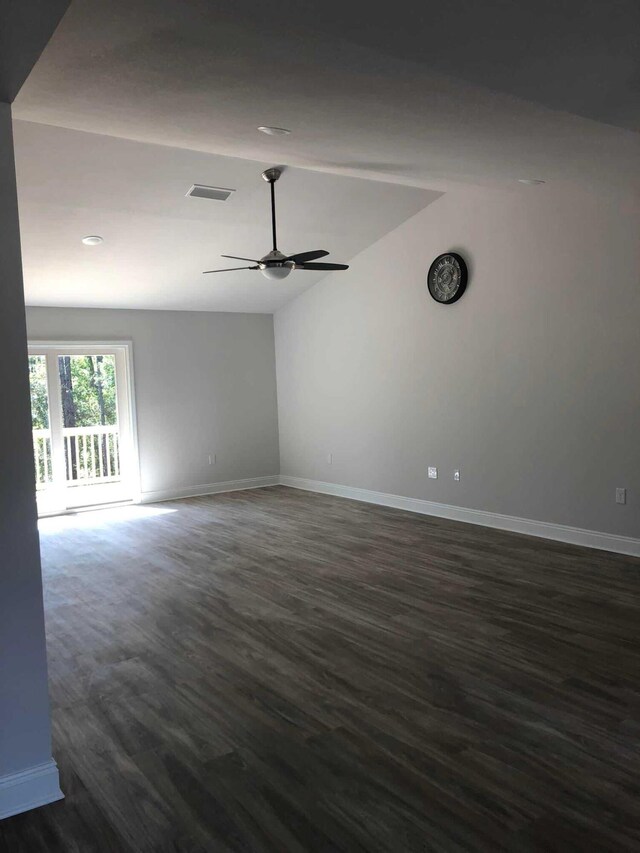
left=203, top=167, right=349, bottom=280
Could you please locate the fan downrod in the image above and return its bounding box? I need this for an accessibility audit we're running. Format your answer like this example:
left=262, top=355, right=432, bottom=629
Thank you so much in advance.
left=202, top=166, right=349, bottom=276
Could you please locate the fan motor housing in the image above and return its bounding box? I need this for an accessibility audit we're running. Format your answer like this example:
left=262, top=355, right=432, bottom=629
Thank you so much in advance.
left=259, top=249, right=292, bottom=268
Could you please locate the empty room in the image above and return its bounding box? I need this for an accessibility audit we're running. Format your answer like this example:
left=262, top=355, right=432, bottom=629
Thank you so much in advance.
left=1, top=1, right=639, bottom=850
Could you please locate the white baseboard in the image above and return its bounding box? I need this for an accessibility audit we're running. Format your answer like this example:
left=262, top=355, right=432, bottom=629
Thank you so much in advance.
left=279, top=476, right=640, bottom=558
left=0, top=759, right=63, bottom=820
left=139, top=475, right=280, bottom=504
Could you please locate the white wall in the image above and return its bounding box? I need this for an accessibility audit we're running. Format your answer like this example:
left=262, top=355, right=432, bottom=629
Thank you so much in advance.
left=275, top=184, right=640, bottom=540
left=0, top=103, right=58, bottom=794
left=26, top=307, right=280, bottom=500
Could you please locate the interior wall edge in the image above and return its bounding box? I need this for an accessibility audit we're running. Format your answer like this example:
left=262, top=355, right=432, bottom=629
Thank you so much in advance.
left=0, top=758, right=63, bottom=822
left=0, top=102, right=56, bottom=786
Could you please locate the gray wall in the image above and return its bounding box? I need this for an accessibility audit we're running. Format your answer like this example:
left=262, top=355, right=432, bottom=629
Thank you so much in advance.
left=0, top=102, right=53, bottom=776
left=26, top=307, right=280, bottom=499
left=275, top=184, right=640, bottom=539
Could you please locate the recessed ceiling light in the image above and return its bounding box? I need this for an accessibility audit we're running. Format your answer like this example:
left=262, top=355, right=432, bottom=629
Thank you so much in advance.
left=257, top=126, right=291, bottom=136
left=82, top=235, right=103, bottom=245
left=518, top=179, right=546, bottom=186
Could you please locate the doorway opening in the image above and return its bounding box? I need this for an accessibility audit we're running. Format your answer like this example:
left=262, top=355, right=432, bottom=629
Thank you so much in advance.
left=28, top=341, right=139, bottom=515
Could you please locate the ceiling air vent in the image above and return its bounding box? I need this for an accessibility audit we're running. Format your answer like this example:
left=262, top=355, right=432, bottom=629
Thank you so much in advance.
left=186, top=184, right=235, bottom=201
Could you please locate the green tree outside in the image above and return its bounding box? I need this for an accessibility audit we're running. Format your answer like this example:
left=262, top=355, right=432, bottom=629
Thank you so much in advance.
left=29, top=356, right=49, bottom=430
left=58, top=355, right=117, bottom=428
left=28, top=354, right=119, bottom=485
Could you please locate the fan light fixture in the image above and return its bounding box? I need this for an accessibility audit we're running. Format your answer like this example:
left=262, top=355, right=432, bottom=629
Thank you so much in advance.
left=202, top=168, right=350, bottom=280
left=259, top=253, right=293, bottom=280
left=261, top=268, right=291, bottom=280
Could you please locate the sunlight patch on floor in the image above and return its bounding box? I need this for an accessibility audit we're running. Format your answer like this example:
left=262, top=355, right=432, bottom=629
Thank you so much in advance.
left=38, top=504, right=176, bottom=534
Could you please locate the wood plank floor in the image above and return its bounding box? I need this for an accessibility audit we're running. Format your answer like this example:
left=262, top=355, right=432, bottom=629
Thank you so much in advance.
left=2, top=486, right=640, bottom=852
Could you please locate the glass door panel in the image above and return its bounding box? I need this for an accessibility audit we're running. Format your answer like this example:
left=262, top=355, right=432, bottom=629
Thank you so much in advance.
left=28, top=344, right=137, bottom=514
left=57, top=354, right=125, bottom=506
left=29, top=355, right=60, bottom=514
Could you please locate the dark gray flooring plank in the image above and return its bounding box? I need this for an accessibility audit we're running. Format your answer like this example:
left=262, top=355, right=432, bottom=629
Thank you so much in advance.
left=2, top=486, right=640, bottom=851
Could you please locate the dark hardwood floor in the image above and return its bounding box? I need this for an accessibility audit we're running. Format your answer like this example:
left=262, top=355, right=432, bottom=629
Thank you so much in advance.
left=2, top=486, right=640, bottom=852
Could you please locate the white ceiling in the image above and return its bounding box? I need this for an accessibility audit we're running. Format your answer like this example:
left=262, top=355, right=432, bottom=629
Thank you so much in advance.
left=15, top=122, right=439, bottom=312
left=13, top=0, right=640, bottom=194
left=11, top=0, right=640, bottom=312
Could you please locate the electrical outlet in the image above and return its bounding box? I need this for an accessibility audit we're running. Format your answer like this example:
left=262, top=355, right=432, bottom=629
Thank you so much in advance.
left=428, top=467, right=438, bottom=479
left=453, top=469, right=460, bottom=482
left=327, top=453, right=333, bottom=465
left=208, top=453, right=216, bottom=465
left=616, top=488, right=626, bottom=505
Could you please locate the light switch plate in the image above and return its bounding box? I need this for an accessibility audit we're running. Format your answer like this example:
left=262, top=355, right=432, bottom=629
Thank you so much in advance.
left=428, top=467, right=438, bottom=479
left=616, top=488, right=626, bottom=505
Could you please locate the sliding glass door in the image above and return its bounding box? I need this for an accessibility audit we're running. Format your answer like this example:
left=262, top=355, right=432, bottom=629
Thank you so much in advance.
left=28, top=343, right=138, bottom=514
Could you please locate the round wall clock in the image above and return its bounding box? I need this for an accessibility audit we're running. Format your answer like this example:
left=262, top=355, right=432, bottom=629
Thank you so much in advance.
left=427, top=253, right=468, bottom=304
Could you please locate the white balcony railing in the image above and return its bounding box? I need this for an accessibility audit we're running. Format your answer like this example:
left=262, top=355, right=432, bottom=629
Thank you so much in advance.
left=64, top=426, right=121, bottom=484
left=33, top=428, right=53, bottom=489
left=33, top=425, right=121, bottom=488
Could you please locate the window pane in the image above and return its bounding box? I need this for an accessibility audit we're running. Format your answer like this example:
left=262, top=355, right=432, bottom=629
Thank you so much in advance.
left=57, top=354, right=118, bottom=428
left=57, top=355, right=120, bottom=484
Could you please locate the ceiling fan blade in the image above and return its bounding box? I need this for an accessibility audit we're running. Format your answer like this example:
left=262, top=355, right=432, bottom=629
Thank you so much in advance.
left=221, top=254, right=261, bottom=263
left=298, top=262, right=349, bottom=271
left=285, top=249, right=329, bottom=264
left=202, top=266, right=259, bottom=273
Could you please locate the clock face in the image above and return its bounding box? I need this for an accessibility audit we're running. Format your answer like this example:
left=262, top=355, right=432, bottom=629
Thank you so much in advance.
left=427, top=253, right=468, bottom=304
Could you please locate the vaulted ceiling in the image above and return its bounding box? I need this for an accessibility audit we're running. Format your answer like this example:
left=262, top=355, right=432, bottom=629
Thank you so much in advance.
left=11, top=0, right=640, bottom=311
